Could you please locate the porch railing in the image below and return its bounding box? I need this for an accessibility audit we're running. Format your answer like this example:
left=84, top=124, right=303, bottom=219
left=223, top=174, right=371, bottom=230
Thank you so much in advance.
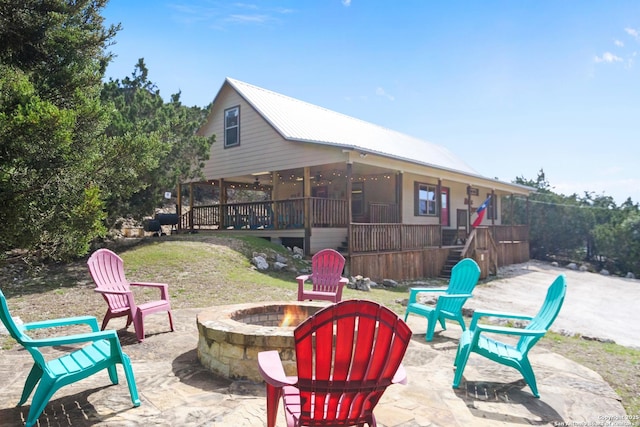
left=179, top=198, right=348, bottom=230
left=350, top=224, right=442, bottom=253
left=369, top=203, right=399, bottom=223
left=490, top=224, right=529, bottom=242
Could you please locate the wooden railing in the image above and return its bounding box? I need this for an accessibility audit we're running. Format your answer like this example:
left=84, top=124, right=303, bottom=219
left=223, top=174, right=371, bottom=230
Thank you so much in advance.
left=179, top=198, right=348, bottom=230
left=369, top=203, right=399, bottom=223
left=490, top=224, right=529, bottom=242
left=350, top=224, right=441, bottom=253
left=311, top=198, right=349, bottom=227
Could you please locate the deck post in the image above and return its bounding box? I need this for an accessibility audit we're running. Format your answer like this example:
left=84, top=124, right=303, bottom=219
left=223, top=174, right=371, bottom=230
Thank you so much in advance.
left=303, top=167, right=311, bottom=256
left=346, top=162, right=353, bottom=259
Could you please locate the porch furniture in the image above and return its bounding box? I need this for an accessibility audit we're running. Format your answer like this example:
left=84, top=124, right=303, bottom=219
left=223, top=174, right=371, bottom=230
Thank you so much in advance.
left=296, top=248, right=349, bottom=303
left=452, top=274, right=567, bottom=397
left=258, top=299, right=412, bottom=427
left=87, top=248, right=174, bottom=342
left=0, top=289, right=140, bottom=427
left=404, top=258, right=481, bottom=341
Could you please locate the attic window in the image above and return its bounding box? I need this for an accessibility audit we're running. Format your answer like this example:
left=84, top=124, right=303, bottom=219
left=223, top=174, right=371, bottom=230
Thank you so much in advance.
left=224, top=106, right=240, bottom=148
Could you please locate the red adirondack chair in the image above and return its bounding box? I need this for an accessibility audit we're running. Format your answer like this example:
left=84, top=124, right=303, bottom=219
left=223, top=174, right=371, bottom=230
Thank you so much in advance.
left=258, top=299, right=413, bottom=427
left=87, top=248, right=174, bottom=342
left=296, top=248, right=348, bottom=303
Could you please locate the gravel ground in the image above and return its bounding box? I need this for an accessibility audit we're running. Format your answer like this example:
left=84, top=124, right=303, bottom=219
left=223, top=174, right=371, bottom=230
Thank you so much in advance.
left=468, top=260, right=640, bottom=349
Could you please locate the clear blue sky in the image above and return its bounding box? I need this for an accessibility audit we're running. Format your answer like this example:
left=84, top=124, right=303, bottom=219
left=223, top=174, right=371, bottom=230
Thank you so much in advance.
left=102, top=1, right=640, bottom=205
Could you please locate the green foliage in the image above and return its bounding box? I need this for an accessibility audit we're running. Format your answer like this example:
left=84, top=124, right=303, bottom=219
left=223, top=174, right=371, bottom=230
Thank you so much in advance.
left=98, top=59, right=214, bottom=226
left=0, top=0, right=115, bottom=261
left=0, top=3, right=213, bottom=261
left=506, top=169, right=640, bottom=276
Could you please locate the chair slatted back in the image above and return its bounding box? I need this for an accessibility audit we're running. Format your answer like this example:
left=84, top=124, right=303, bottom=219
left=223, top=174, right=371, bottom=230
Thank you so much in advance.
left=294, top=300, right=412, bottom=426
left=87, top=249, right=131, bottom=311
left=439, top=258, right=481, bottom=313
left=0, top=290, right=46, bottom=367
left=310, top=249, right=346, bottom=293
left=518, top=275, right=567, bottom=353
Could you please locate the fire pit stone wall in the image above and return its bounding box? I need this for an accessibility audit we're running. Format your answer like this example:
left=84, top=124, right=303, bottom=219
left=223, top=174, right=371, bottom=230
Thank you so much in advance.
left=196, top=301, right=327, bottom=382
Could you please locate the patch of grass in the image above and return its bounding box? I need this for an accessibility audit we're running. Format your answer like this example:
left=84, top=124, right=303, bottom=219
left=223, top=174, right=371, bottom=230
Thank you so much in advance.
left=540, top=331, right=640, bottom=417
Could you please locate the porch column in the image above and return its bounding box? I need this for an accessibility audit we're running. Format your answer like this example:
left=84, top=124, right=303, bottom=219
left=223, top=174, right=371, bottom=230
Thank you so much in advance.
left=177, top=183, right=182, bottom=231
left=272, top=172, right=280, bottom=230
left=491, top=190, right=496, bottom=226
left=346, top=162, right=353, bottom=258
left=396, top=172, right=403, bottom=223
left=437, top=179, right=442, bottom=248
left=220, top=179, right=226, bottom=229
left=303, top=167, right=311, bottom=256
left=189, top=182, right=194, bottom=232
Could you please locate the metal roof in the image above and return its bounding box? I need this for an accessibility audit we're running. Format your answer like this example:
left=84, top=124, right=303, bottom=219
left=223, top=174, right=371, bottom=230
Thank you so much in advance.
left=226, top=77, right=479, bottom=176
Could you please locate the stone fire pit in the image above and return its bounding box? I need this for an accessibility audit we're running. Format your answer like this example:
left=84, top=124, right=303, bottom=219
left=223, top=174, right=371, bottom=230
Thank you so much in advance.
left=196, top=301, right=327, bottom=382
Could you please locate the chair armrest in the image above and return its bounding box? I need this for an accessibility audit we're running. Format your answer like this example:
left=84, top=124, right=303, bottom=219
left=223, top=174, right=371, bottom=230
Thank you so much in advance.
left=95, top=288, right=131, bottom=295
left=130, top=282, right=170, bottom=300
left=296, top=274, right=311, bottom=284
left=26, top=329, right=120, bottom=348
left=474, top=323, right=547, bottom=337
left=469, top=309, right=534, bottom=329
left=391, top=363, right=408, bottom=385
left=408, top=287, right=447, bottom=304
left=437, top=293, right=473, bottom=300
left=258, top=350, right=297, bottom=388
left=130, top=281, right=169, bottom=289
left=23, top=315, right=100, bottom=332
left=339, top=277, right=349, bottom=285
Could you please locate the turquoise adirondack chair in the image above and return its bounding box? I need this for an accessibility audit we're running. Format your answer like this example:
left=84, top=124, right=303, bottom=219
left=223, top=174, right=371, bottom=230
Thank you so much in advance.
left=0, top=289, right=140, bottom=427
left=452, top=274, right=567, bottom=398
left=404, top=258, right=481, bottom=341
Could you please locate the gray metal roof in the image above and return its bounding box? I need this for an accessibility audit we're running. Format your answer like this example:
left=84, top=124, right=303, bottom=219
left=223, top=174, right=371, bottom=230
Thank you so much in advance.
left=226, top=77, right=479, bottom=176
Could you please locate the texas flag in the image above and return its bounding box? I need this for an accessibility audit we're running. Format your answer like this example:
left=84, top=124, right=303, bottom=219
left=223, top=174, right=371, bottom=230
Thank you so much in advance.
left=472, top=195, right=492, bottom=228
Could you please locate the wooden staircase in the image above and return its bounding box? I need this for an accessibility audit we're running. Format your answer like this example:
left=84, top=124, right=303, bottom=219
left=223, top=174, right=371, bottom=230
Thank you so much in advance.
left=440, top=248, right=463, bottom=278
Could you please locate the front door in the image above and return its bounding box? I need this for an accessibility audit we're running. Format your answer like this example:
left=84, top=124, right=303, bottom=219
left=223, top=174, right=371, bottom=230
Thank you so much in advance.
left=440, top=187, right=450, bottom=226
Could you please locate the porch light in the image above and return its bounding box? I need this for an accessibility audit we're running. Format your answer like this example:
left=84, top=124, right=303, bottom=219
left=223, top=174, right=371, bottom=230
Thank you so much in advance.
left=251, top=171, right=271, bottom=176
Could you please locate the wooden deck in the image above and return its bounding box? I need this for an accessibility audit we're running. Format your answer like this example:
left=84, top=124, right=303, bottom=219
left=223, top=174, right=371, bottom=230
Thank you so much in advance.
left=177, top=198, right=529, bottom=280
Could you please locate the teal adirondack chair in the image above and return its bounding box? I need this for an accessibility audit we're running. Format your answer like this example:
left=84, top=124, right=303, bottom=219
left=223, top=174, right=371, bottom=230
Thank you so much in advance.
left=404, top=258, right=481, bottom=341
left=0, top=289, right=140, bottom=427
left=452, top=274, right=567, bottom=398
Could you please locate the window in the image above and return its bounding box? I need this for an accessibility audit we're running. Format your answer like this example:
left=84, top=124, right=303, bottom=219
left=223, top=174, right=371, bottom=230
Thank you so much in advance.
left=415, top=183, right=437, bottom=216
left=224, top=106, right=240, bottom=148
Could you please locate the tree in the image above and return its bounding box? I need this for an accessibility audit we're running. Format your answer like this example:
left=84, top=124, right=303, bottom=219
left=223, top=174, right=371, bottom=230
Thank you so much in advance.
left=0, top=0, right=118, bottom=261
left=98, top=59, right=213, bottom=227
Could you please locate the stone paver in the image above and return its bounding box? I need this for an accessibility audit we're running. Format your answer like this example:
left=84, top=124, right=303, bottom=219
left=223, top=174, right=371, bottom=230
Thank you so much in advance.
left=0, top=305, right=626, bottom=427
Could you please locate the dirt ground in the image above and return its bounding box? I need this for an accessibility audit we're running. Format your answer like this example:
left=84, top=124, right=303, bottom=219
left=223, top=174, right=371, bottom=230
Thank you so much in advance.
left=468, top=260, right=640, bottom=349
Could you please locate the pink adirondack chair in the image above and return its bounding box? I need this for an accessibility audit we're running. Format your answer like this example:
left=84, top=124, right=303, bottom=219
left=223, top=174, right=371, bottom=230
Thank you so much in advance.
left=296, top=248, right=348, bottom=303
left=258, top=299, right=413, bottom=427
left=87, top=248, right=174, bottom=342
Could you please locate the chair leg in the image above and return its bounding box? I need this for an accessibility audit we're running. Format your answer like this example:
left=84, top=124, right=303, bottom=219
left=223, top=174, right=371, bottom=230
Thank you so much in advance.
left=265, top=383, right=283, bottom=427
left=134, top=314, right=145, bottom=342
left=452, top=342, right=472, bottom=388
left=18, top=364, right=43, bottom=406
left=101, top=310, right=112, bottom=330
left=121, top=354, right=141, bottom=406
left=425, top=313, right=438, bottom=342
left=107, top=365, right=119, bottom=384
left=167, top=310, right=175, bottom=332
left=25, top=377, right=58, bottom=427
left=518, top=358, right=540, bottom=398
